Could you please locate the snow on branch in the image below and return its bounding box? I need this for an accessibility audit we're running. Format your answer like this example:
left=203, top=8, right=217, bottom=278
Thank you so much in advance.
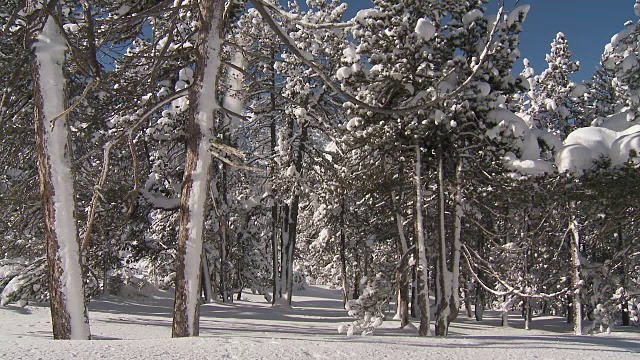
left=250, top=0, right=505, bottom=116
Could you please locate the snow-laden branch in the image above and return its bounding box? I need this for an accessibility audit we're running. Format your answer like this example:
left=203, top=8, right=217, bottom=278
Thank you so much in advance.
left=250, top=0, right=504, bottom=116
left=259, top=0, right=354, bottom=29
left=81, top=88, right=189, bottom=251
left=463, top=244, right=570, bottom=300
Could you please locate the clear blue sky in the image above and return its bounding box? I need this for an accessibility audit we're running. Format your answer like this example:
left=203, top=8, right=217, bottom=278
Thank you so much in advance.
left=341, top=0, right=637, bottom=82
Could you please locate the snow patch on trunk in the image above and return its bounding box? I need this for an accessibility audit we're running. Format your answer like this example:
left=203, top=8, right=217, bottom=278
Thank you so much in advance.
left=35, top=18, right=90, bottom=340
left=183, top=11, right=223, bottom=335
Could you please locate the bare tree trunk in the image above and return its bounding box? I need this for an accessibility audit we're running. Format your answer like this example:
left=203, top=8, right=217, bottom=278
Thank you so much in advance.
left=475, top=218, right=487, bottom=321
left=202, top=250, right=214, bottom=302
left=284, top=126, right=306, bottom=306
left=269, top=54, right=279, bottom=305
left=434, top=145, right=451, bottom=336
left=619, top=227, right=630, bottom=326
left=353, top=248, right=361, bottom=300
left=220, top=216, right=229, bottom=302
left=411, top=264, right=419, bottom=318
left=172, top=0, right=225, bottom=338
left=569, top=216, right=583, bottom=335
left=279, top=203, right=289, bottom=302
left=339, top=196, right=348, bottom=307
left=502, top=295, right=515, bottom=327
left=523, top=297, right=532, bottom=330
left=463, top=278, right=473, bottom=318
left=414, top=145, right=431, bottom=336
left=434, top=150, right=463, bottom=336
left=390, top=166, right=410, bottom=326
left=34, top=17, right=90, bottom=340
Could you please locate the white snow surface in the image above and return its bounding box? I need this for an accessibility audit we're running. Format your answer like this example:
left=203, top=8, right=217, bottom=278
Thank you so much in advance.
left=34, top=18, right=90, bottom=340
left=415, top=18, right=436, bottom=41
left=488, top=109, right=640, bottom=175
left=507, top=5, right=531, bottom=27
left=1, top=285, right=638, bottom=359
left=596, top=111, right=640, bottom=132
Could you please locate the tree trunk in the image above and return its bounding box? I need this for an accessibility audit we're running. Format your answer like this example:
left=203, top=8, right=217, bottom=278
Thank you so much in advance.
left=340, top=196, right=348, bottom=307
left=395, top=247, right=412, bottom=328
left=619, top=227, right=630, bottom=326
left=463, top=279, right=473, bottom=318
left=390, top=176, right=410, bottom=326
left=569, top=217, right=583, bottom=335
left=475, top=231, right=485, bottom=321
left=414, top=145, right=431, bottom=336
left=434, top=146, right=462, bottom=336
left=172, top=0, right=225, bottom=338
left=34, top=17, right=90, bottom=340
left=502, top=295, right=515, bottom=327
left=202, top=250, right=214, bottom=302
left=411, top=264, right=419, bottom=318
left=284, top=126, right=306, bottom=305
left=523, top=297, right=532, bottom=330
left=269, top=54, right=279, bottom=305
left=353, top=248, right=361, bottom=300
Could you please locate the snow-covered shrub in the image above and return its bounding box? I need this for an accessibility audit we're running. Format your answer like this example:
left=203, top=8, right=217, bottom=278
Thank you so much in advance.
left=293, top=269, right=307, bottom=290
left=338, top=273, right=392, bottom=336
left=589, top=303, right=614, bottom=334
left=0, top=257, right=47, bottom=306
left=106, top=272, right=125, bottom=295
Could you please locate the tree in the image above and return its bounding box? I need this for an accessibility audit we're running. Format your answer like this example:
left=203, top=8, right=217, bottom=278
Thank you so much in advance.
left=33, top=14, right=90, bottom=340
left=172, top=0, right=225, bottom=337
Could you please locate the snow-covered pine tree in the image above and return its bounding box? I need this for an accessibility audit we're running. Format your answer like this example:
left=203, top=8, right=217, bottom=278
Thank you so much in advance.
left=519, top=32, right=585, bottom=137
left=338, top=0, right=529, bottom=336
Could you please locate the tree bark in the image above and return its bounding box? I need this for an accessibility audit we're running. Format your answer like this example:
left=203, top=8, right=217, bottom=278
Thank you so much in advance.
left=269, top=58, right=279, bottom=305
left=569, top=216, right=583, bottom=335
left=390, top=171, right=410, bottom=326
left=339, top=196, right=348, bottom=307
left=618, top=227, right=630, bottom=326
left=414, top=145, right=431, bottom=336
left=172, top=0, right=225, bottom=338
left=34, top=16, right=90, bottom=340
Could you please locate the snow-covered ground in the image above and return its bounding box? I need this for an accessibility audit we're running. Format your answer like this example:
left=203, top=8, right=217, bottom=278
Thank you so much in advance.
left=1, top=285, right=638, bottom=359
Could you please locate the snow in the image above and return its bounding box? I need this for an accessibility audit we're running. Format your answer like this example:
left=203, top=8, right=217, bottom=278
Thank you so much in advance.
left=336, top=66, right=353, bottom=80
left=463, top=9, right=483, bottom=27
left=473, top=81, right=491, bottom=97
left=569, top=83, right=588, bottom=98
left=564, top=127, right=618, bottom=158
left=34, top=18, right=89, bottom=340
left=415, top=18, right=436, bottom=41
left=354, top=8, right=384, bottom=23
left=346, top=117, right=362, bottom=131
left=486, top=108, right=529, bottom=139
left=610, top=131, right=640, bottom=166
left=2, top=285, right=638, bottom=359
left=503, top=152, right=554, bottom=176
left=598, top=111, right=639, bottom=132
left=223, top=51, right=246, bottom=129
left=506, top=5, right=531, bottom=27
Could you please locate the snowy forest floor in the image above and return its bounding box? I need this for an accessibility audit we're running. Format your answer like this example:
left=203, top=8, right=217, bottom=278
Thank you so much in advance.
left=1, top=285, right=639, bottom=359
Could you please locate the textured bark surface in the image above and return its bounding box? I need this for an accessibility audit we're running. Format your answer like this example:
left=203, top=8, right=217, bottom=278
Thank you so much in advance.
left=35, top=69, right=71, bottom=340
left=172, top=0, right=225, bottom=337
left=414, top=145, right=431, bottom=336
left=33, top=33, right=89, bottom=340
left=569, top=219, right=583, bottom=335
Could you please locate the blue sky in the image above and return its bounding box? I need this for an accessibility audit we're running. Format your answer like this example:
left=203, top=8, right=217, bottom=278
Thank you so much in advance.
left=341, top=0, right=637, bottom=82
